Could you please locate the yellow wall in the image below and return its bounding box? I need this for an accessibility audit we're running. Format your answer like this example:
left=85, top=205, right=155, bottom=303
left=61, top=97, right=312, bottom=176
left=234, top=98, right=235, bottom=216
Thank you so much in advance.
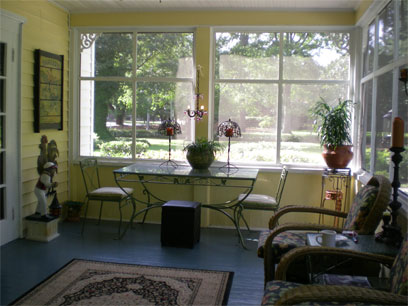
left=355, top=0, right=374, bottom=23
left=70, top=163, right=354, bottom=229
left=1, top=1, right=70, bottom=221
left=70, top=10, right=356, bottom=27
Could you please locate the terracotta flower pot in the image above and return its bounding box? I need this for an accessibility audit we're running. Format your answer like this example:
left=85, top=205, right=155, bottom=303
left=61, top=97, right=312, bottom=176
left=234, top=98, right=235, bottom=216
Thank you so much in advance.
left=322, top=145, right=353, bottom=169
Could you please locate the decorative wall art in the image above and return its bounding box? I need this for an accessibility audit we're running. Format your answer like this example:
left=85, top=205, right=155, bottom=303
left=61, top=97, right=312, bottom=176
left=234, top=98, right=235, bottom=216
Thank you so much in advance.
left=34, top=49, right=64, bottom=132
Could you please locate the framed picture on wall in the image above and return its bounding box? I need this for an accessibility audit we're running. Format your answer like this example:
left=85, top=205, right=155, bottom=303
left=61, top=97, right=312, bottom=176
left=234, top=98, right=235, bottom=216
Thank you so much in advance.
left=34, top=49, right=63, bottom=132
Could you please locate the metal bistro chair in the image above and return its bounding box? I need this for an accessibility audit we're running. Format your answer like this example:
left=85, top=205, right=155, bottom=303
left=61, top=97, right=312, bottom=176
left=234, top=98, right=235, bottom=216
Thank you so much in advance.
left=237, top=166, right=288, bottom=231
left=80, top=158, right=135, bottom=239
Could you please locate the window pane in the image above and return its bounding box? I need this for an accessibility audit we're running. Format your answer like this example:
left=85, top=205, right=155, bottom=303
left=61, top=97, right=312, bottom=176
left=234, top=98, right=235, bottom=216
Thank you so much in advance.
left=80, top=80, right=133, bottom=158
left=215, top=32, right=279, bottom=80
left=374, top=72, right=393, bottom=178
left=135, top=81, right=193, bottom=161
left=282, top=83, right=348, bottom=166
left=80, top=33, right=133, bottom=77
left=363, top=22, right=375, bottom=76
left=283, top=33, right=350, bottom=81
left=0, top=116, right=3, bottom=148
left=0, top=187, right=4, bottom=220
left=0, top=43, right=5, bottom=77
left=378, top=3, right=395, bottom=68
left=136, top=33, right=194, bottom=78
left=361, top=80, right=373, bottom=172
left=398, top=65, right=408, bottom=193
left=214, top=82, right=277, bottom=164
left=399, top=0, right=408, bottom=58
left=0, top=151, right=3, bottom=184
left=0, top=79, right=4, bottom=112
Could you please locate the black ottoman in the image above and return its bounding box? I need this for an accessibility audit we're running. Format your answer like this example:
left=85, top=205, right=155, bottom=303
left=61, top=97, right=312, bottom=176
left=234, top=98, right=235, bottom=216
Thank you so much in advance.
left=161, top=200, right=201, bottom=248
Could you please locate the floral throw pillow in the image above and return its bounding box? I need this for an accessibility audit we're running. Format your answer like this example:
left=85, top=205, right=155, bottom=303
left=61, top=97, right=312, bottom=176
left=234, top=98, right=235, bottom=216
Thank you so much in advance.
left=390, top=238, right=408, bottom=296
left=343, top=185, right=379, bottom=231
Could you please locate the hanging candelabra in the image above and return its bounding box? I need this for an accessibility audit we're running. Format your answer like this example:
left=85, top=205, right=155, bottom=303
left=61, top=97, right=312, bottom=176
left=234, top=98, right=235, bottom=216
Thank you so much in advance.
left=217, top=118, right=241, bottom=171
left=158, top=118, right=182, bottom=168
left=185, top=65, right=207, bottom=120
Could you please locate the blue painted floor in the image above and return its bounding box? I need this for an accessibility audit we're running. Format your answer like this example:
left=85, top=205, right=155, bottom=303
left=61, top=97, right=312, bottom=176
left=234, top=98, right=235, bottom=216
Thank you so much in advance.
left=1, top=221, right=264, bottom=305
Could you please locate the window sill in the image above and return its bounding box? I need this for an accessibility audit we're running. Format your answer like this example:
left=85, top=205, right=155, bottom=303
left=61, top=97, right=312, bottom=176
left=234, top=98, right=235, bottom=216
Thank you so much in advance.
left=75, top=157, right=329, bottom=175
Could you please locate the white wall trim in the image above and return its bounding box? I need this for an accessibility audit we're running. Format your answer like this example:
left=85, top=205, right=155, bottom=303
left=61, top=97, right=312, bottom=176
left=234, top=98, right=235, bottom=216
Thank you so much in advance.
left=0, top=9, right=26, bottom=24
left=356, top=0, right=390, bottom=27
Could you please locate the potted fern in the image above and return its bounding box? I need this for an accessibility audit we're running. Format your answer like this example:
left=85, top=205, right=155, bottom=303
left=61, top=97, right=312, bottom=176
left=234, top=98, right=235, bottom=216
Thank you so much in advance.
left=184, top=138, right=224, bottom=169
left=310, top=98, right=354, bottom=169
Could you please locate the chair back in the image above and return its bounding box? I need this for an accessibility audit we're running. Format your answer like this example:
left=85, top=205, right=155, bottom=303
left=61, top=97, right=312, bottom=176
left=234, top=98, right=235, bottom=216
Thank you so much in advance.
left=274, top=166, right=289, bottom=206
left=343, top=175, right=391, bottom=234
left=390, top=236, right=407, bottom=295
left=79, top=158, right=101, bottom=195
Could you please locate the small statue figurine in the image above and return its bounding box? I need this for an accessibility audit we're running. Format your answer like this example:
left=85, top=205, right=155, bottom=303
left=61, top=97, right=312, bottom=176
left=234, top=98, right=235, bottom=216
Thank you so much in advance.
left=37, top=135, right=59, bottom=175
left=34, top=162, right=58, bottom=220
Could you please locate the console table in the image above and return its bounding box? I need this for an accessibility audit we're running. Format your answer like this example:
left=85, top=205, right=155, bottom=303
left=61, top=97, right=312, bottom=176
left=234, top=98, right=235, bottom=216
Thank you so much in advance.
left=113, top=162, right=259, bottom=248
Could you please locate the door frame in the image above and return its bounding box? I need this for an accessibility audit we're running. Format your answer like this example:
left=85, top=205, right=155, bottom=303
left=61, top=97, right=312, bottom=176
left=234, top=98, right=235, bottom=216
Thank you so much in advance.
left=0, top=9, right=25, bottom=245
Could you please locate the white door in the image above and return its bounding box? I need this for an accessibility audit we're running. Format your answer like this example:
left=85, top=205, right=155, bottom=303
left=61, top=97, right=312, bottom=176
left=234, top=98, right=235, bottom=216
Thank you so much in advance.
left=0, top=10, right=24, bottom=246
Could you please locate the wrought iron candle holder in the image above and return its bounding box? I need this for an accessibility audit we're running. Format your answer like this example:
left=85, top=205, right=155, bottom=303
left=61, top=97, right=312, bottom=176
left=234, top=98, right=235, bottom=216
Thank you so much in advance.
left=185, top=66, right=207, bottom=120
left=217, top=118, right=241, bottom=171
left=158, top=118, right=181, bottom=168
left=376, top=147, right=405, bottom=248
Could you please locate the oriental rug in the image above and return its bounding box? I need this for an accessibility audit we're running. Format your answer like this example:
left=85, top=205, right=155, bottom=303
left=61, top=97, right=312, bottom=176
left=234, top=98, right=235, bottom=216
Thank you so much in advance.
left=13, top=259, right=233, bottom=306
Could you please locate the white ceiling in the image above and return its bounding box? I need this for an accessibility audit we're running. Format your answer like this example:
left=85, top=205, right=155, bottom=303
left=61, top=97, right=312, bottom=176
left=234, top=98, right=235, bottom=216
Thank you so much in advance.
left=49, top=0, right=365, bottom=14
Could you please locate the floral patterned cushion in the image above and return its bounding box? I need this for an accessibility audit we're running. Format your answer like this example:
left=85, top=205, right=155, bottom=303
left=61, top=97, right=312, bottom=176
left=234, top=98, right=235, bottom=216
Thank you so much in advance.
left=262, top=281, right=370, bottom=305
left=262, top=280, right=302, bottom=305
left=257, top=231, right=306, bottom=260
left=343, top=185, right=379, bottom=231
left=390, top=238, right=408, bottom=296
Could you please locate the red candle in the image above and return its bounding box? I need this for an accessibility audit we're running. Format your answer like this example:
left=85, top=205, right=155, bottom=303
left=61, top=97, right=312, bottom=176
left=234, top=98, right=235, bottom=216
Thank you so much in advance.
left=166, top=127, right=174, bottom=136
left=391, top=117, right=404, bottom=148
left=225, top=128, right=234, bottom=137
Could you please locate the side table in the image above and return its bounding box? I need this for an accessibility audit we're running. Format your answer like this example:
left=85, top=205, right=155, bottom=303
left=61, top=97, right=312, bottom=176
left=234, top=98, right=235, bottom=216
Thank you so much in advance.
left=307, top=233, right=399, bottom=256
left=306, top=233, right=399, bottom=287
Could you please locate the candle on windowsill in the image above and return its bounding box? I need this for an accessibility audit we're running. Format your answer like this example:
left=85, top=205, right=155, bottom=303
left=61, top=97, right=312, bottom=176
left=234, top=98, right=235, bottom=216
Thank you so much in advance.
left=166, top=127, right=174, bottom=136
left=225, top=128, right=234, bottom=137
left=391, top=117, right=405, bottom=148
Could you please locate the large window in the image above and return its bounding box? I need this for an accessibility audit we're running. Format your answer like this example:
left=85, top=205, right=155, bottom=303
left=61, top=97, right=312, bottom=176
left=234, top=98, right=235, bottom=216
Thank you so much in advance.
left=360, top=0, right=408, bottom=193
left=78, top=32, right=194, bottom=160
left=214, top=31, right=351, bottom=166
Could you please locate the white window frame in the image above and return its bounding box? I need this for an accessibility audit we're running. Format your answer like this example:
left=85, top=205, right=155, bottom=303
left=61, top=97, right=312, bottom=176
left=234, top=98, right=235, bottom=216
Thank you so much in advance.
left=210, top=26, right=357, bottom=169
left=356, top=0, right=408, bottom=205
left=70, top=27, right=196, bottom=163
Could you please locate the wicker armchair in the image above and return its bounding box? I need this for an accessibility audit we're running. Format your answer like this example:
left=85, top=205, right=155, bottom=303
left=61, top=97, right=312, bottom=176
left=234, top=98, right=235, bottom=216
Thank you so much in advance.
left=260, top=175, right=392, bottom=284
left=262, top=237, right=407, bottom=305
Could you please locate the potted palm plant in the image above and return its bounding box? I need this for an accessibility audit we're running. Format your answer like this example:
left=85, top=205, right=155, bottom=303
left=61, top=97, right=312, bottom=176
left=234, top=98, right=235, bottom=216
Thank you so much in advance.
left=184, top=138, right=224, bottom=169
left=310, top=98, right=354, bottom=169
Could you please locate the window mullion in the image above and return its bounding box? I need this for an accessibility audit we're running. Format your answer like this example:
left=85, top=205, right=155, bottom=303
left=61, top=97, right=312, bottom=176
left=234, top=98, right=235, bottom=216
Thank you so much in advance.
left=370, top=16, right=380, bottom=173
left=276, top=32, right=284, bottom=165
left=132, top=31, right=137, bottom=160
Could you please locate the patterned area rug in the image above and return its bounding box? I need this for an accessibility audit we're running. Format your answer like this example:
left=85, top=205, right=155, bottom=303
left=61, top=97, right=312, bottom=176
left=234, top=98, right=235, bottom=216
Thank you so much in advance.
left=13, top=259, right=233, bottom=305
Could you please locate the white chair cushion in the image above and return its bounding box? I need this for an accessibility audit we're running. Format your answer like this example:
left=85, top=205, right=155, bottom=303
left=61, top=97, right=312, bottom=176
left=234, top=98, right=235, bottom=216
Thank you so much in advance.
left=88, top=187, right=133, bottom=201
left=238, top=193, right=278, bottom=209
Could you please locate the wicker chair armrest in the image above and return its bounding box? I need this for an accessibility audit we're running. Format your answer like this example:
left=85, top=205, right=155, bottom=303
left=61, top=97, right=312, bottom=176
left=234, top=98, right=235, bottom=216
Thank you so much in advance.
left=263, top=223, right=343, bottom=283
left=275, top=246, right=396, bottom=281
left=269, top=205, right=349, bottom=229
left=276, top=284, right=407, bottom=305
